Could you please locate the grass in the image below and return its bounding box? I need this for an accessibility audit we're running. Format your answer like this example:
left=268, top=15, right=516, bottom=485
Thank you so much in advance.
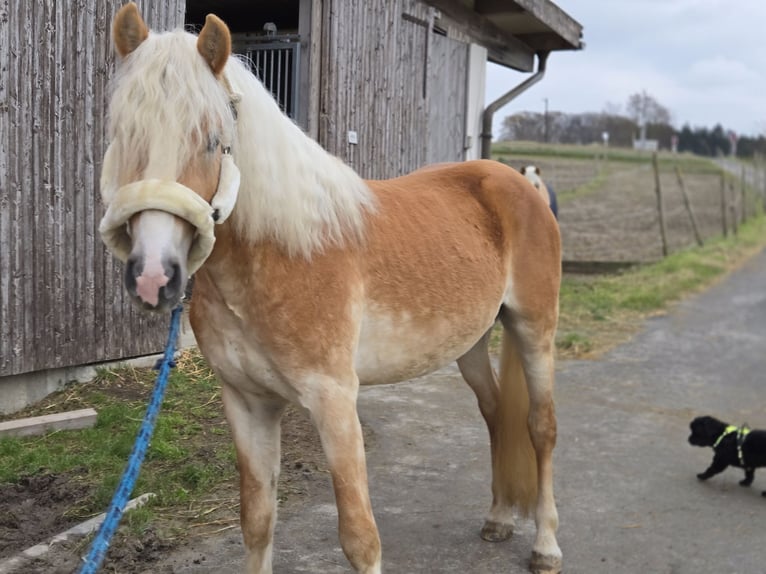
left=492, top=140, right=722, bottom=173
left=555, top=214, right=766, bottom=358
left=0, top=350, right=237, bottom=538
left=556, top=163, right=609, bottom=205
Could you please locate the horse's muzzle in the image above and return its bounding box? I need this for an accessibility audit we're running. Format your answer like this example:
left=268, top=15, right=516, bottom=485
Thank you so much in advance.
left=125, top=255, right=186, bottom=312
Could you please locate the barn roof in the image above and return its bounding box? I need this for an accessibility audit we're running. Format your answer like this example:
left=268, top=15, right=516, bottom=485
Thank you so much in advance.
left=429, top=0, right=584, bottom=71
left=185, top=0, right=583, bottom=73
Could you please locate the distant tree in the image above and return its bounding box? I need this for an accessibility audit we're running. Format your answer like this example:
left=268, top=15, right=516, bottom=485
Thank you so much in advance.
left=626, top=90, right=672, bottom=126
left=736, top=135, right=766, bottom=158
left=709, top=124, right=730, bottom=156
left=500, top=111, right=544, bottom=141
left=498, top=101, right=757, bottom=157
left=676, top=124, right=730, bottom=157
left=601, top=114, right=637, bottom=147
left=677, top=124, right=695, bottom=153
left=645, top=122, right=675, bottom=149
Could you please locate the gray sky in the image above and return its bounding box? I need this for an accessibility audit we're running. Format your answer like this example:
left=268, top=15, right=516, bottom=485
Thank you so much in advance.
left=486, top=0, right=766, bottom=137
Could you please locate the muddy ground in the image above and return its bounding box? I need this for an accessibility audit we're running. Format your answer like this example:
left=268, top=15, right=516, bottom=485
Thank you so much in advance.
left=0, top=382, right=337, bottom=573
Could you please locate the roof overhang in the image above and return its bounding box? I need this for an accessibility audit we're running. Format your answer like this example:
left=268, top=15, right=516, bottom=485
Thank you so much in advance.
left=427, top=0, right=583, bottom=71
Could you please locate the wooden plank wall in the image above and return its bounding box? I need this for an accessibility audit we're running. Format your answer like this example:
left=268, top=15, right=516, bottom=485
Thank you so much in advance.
left=319, top=0, right=469, bottom=179
left=427, top=33, right=468, bottom=164
left=0, top=0, right=185, bottom=377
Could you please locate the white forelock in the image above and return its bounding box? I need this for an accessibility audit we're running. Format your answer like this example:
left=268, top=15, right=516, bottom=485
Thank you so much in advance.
left=103, top=28, right=375, bottom=260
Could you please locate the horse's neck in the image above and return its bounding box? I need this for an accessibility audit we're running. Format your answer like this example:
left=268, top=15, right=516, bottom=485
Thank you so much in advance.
left=227, top=66, right=374, bottom=258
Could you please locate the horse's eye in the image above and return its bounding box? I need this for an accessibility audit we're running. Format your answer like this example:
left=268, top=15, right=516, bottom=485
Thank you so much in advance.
left=207, top=135, right=220, bottom=153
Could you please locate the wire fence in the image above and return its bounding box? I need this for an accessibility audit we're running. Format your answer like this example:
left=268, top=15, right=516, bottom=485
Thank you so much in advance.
left=541, top=155, right=765, bottom=266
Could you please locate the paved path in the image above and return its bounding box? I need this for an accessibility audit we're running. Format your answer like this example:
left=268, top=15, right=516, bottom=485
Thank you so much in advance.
left=155, top=250, right=766, bottom=574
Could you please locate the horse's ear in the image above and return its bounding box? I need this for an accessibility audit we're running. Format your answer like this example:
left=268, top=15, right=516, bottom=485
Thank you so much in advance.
left=535, top=166, right=541, bottom=175
left=518, top=166, right=526, bottom=174
left=197, top=14, right=231, bottom=76
left=112, top=3, right=149, bottom=58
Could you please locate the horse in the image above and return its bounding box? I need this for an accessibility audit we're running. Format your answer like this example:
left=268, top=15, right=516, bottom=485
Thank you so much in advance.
left=98, top=5, right=563, bottom=573
left=520, top=165, right=558, bottom=220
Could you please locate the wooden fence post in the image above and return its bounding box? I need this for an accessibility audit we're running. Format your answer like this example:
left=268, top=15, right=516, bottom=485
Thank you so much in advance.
left=652, top=152, right=668, bottom=257
left=740, top=165, right=747, bottom=222
left=729, top=180, right=738, bottom=237
left=762, top=158, right=766, bottom=212
left=674, top=166, right=703, bottom=246
left=720, top=172, right=728, bottom=237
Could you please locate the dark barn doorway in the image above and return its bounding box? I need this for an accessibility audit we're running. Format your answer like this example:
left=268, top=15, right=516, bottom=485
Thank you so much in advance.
left=186, top=1, right=305, bottom=125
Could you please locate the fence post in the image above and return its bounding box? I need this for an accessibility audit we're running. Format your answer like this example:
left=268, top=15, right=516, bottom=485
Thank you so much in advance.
left=762, top=157, right=766, bottom=212
left=674, top=165, right=703, bottom=246
left=652, top=152, right=668, bottom=257
left=740, top=165, right=747, bottom=222
left=720, top=172, right=728, bottom=237
left=729, top=180, right=738, bottom=237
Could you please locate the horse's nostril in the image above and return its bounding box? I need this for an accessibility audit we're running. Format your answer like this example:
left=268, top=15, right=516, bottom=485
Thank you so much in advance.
left=163, top=261, right=184, bottom=299
left=125, top=257, right=142, bottom=292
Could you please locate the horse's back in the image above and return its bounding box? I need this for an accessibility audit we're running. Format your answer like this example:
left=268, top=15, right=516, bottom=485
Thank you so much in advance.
left=367, top=160, right=559, bottom=267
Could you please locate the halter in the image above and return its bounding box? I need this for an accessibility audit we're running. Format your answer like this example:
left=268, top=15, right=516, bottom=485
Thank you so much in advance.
left=713, top=424, right=751, bottom=467
left=99, top=72, right=242, bottom=275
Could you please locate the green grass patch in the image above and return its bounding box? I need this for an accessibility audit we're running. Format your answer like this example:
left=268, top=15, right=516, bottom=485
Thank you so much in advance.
left=492, top=140, right=721, bottom=173
left=556, top=214, right=766, bottom=356
left=0, top=350, right=236, bottom=524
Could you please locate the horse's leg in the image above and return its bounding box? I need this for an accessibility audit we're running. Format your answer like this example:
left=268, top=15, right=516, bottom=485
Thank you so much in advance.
left=222, top=382, right=286, bottom=574
left=499, top=309, right=561, bottom=574
left=303, top=374, right=381, bottom=574
left=456, top=329, right=516, bottom=541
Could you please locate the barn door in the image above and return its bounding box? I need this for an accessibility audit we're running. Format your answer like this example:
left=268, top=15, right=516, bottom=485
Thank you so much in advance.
left=426, top=33, right=468, bottom=164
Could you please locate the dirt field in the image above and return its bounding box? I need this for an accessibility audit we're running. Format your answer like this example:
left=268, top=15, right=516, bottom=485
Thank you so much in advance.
left=0, top=151, right=758, bottom=573
left=508, top=153, right=757, bottom=264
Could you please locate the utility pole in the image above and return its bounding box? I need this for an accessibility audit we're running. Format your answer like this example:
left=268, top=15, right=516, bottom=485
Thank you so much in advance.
left=543, top=97, right=549, bottom=143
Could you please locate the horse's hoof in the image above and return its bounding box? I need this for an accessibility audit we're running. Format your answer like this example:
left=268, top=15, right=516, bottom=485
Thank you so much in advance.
left=480, top=520, right=513, bottom=542
left=530, top=551, right=562, bottom=574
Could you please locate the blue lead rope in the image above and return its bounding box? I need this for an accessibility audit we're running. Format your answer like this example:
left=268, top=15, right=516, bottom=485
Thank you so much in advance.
left=78, top=305, right=184, bottom=574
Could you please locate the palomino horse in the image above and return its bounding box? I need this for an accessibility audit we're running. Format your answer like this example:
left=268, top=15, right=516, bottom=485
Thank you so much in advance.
left=99, top=5, right=562, bottom=573
left=520, top=165, right=558, bottom=220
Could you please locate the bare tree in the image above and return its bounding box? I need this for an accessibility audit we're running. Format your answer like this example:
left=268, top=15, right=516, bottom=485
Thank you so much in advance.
left=626, top=90, right=672, bottom=126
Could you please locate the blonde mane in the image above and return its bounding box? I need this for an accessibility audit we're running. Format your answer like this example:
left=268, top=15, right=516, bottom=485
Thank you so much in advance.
left=105, top=29, right=375, bottom=258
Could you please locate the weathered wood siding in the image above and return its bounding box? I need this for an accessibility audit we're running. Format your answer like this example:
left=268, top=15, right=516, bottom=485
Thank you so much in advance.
left=426, top=33, right=468, bottom=164
left=319, top=0, right=469, bottom=178
left=0, top=0, right=184, bottom=377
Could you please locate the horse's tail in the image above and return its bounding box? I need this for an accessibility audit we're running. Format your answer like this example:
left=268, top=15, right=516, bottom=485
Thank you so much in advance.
left=494, top=327, right=538, bottom=516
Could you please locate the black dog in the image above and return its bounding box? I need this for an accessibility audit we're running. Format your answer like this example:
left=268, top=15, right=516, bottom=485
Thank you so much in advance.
left=688, top=415, right=766, bottom=496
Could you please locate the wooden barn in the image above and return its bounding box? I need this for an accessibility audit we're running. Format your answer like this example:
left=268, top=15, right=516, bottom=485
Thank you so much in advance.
left=0, top=0, right=582, bottom=411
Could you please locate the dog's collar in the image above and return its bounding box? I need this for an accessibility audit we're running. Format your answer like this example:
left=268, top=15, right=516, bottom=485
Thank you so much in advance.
left=713, top=424, right=750, bottom=467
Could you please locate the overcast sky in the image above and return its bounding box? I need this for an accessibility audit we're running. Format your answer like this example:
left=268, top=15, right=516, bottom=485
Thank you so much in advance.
left=485, top=0, right=766, bottom=137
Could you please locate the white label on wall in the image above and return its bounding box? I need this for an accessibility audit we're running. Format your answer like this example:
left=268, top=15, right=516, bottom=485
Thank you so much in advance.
left=348, top=130, right=358, bottom=145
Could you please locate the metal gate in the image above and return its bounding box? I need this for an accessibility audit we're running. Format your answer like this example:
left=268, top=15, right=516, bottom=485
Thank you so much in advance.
left=235, top=35, right=300, bottom=120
